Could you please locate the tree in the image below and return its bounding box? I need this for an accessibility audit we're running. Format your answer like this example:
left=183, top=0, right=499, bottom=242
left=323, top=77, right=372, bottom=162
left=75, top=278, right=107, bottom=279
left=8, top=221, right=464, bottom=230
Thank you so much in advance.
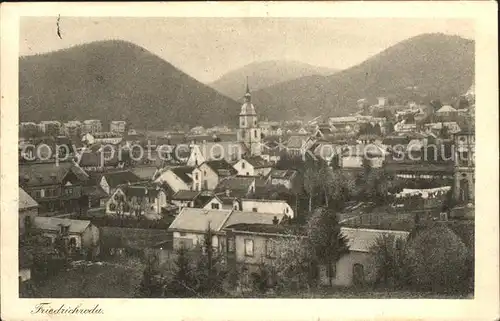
left=137, top=254, right=163, bottom=297
left=369, top=234, right=408, bottom=288
left=303, top=167, right=319, bottom=213
left=264, top=234, right=315, bottom=293
left=405, top=225, right=470, bottom=293
left=318, top=165, right=335, bottom=207
left=165, top=247, right=199, bottom=297
left=307, top=207, right=349, bottom=286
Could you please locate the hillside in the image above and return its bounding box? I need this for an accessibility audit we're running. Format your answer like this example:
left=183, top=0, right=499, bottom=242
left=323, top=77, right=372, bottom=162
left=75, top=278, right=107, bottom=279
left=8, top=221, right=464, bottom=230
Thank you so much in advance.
left=19, top=40, right=240, bottom=130
left=209, top=60, right=337, bottom=100
left=251, top=33, right=475, bottom=120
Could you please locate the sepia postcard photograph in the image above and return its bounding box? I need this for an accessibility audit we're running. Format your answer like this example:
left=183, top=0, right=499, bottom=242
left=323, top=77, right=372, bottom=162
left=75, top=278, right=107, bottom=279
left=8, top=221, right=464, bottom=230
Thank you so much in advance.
left=1, top=2, right=498, bottom=321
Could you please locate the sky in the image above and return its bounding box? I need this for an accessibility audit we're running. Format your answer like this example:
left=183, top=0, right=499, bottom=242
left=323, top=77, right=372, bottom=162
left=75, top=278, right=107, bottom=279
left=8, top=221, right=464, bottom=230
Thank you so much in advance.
left=20, top=17, right=474, bottom=83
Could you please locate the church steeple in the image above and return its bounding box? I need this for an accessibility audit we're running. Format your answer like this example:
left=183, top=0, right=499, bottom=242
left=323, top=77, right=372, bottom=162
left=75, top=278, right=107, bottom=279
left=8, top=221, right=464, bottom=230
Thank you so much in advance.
left=244, top=76, right=251, bottom=103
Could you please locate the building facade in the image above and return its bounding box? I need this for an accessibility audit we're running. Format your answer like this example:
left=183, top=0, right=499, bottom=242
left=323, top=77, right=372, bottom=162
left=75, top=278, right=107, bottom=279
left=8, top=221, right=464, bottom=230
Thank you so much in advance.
left=237, top=83, right=261, bottom=156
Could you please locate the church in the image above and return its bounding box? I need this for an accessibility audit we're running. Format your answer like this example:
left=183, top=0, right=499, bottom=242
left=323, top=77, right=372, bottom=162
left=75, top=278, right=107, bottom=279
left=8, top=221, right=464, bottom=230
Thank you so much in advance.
left=237, top=81, right=262, bottom=156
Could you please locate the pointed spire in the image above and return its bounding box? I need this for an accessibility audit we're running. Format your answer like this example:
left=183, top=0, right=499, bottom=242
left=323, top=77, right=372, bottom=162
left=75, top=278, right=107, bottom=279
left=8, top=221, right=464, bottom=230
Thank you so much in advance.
left=244, top=76, right=251, bottom=102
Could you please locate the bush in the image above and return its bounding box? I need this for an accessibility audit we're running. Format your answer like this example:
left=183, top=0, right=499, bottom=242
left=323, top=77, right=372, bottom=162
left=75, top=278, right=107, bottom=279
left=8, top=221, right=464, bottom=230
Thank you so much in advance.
left=405, top=224, right=470, bottom=293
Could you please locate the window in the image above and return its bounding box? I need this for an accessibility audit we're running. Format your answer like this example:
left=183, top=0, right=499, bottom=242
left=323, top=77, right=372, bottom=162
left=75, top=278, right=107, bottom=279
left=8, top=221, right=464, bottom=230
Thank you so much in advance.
left=285, top=207, right=289, bottom=214
left=254, top=119, right=257, bottom=126
left=252, top=207, right=258, bottom=212
left=180, top=232, right=187, bottom=236
left=35, top=190, right=42, bottom=199
left=227, top=237, right=235, bottom=253
left=211, top=203, right=220, bottom=209
left=195, top=173, right=199, bottom=180
left=64, top=188, right=73, bottom=196
left=266, top=239, right=276, bottom=258
left=254, top=130, right=257, bottom=138
left=241, top=161, right=245, bottom=169
left=244, top=239, right=254, bottom=257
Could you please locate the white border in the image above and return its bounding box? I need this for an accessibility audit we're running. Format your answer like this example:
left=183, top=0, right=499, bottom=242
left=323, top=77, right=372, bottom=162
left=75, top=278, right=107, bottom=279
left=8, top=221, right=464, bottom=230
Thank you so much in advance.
left=1, top=2, right=498, bottom=321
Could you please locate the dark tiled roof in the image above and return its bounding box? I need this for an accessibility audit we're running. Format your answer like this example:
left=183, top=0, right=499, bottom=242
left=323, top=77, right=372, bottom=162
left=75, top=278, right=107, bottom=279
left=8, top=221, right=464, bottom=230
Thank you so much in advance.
left=244, top=156, right=272, bottom=169
left=77, top=151, right=120, bottom=167
left=170, top=166, right=195, bottom=184
left=82, top=185, right=108, bottom=198
left=171, top=190, right=201, bottom=201
left=225, top=223, right=306, bottom=236
left=19, top=161, right=89, bottom=187
left=103, top=171, right=142, bottom=187
left=268, top=169, right=297, bottom=180
left=214, top=177, right=255, bottom=197
left=123, top=184, right=161, bottom=198
left=204, top=159, right=237, bottom=176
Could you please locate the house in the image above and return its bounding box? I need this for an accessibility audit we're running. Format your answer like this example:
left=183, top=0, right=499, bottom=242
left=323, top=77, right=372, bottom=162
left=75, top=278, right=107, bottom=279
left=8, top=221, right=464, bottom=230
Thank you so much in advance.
left=424, top=122, right=462, bottom=135
left=394, top=121, right=417, bottom=133
left=82, top=120, right=102, bottom=134
left=19, top=187, right=39, bottom=235
left=435, top=105, right=458, bottom=121
left=110, top=121, right=127, bottom=133
left=82, top=132, right=123, bottom=145
left=105, top=183, right=168, bottom=218
left=213, top=176, right=256, bottom=198
left=186, top=142, right=248, bottom=167
left=232, top=199, right=294, bottom=218
left=171, top=190, right=201, bottom=210
left=223, top=223, right=305, bottom=273
left=98, top=170, right=142, bottom=195
left=267, top=169, right=298, bottom=190
left=76, top=150, right=125, bottom=172
left=203, top=195, right=236, bottom=210
left=192, top=159, right=237, bottom=191
left=169, top=208, right=233, bottom=250
left=131, top=166, right=160, bottom=181
left=154, top=166, right=194, bottom=193
left=33, top=217, right=100, bottom=257
left=285, top=135, right=314, bottom=156
left=340, top=143, right=387, bottom=169
left=317, top=228, right=410, bottom=287
left=19, top=161, right=90, bottom=215
left=313, top=124, right=337, bottom=139
left=232, top=156, right=273, bottom=177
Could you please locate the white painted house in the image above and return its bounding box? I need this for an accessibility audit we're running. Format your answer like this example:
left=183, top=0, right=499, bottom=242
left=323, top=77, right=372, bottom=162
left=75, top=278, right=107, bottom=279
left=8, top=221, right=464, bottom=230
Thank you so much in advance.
left=340, top=143, right=387, bottom=169
left=191, top=159, right=237, bottom=191
left=232, top=199, right=294, bottom=218
left=233, top=156, right=273, bottom=177
left=169, top=208, right=233, bottom=250
left=154, top=166, right=194, bottom=193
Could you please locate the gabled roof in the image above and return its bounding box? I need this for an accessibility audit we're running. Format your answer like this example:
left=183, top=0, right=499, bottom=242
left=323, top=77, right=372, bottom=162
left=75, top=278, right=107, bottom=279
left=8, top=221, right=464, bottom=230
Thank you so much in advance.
left=102, top=171, right=142, bottom=187
left=33, top=217, right=91, bottom=234
left=286, top=135, right=308, bottom=149
left=19, top=161, right=89, bottom=187
left=131, top=166, right=159, bottom=181
left=203, top=159, right=237, bottom=176
left=268, top=169, right=297, bottom=180
left=19, top=187, right=38, bottom=210
left=214, top=177, right=255, bottom=197
left=436, top=105, right=457, bottom=113
left=242, top=156, right=272, bottom=169
left=170, top=166, right=195, bottom=184
left=340, top=227, right=410, bottom=253
left=171, top=190, right=201, bottom=201
left=168, top=208, right=233, bottom=233
left=223, top=211, right=286, bottom=229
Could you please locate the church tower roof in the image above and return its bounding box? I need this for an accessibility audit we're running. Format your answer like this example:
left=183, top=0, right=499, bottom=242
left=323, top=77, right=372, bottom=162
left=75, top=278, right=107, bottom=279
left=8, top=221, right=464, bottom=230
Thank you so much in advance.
left=240, top=77, right=256, bottom=116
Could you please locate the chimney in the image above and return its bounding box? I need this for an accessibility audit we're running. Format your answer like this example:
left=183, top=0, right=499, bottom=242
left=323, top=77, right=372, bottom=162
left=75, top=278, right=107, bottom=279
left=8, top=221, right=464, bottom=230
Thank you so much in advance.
left=225, top=189, right=231, bottom=197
